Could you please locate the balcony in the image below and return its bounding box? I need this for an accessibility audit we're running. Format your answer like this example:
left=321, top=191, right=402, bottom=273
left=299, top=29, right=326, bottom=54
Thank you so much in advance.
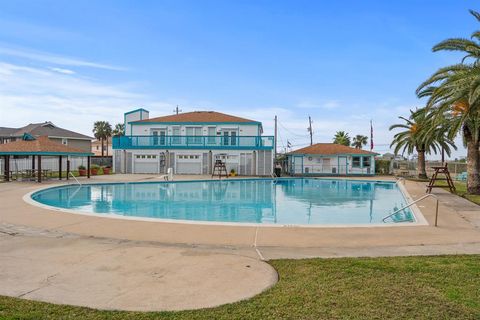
left=113, top=135, right=274, bottom=150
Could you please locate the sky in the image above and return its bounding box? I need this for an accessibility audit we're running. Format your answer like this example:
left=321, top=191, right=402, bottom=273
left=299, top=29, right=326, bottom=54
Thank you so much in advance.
left=0, top=0, right=476, bottom=159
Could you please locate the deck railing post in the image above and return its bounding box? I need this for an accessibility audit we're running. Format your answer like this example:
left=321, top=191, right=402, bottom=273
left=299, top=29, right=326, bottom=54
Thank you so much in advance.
left=58, top=155, right=62, bottom=180
left=87, top=156, right=91, bottom=178
left=37, top=155, right=42, bottom=183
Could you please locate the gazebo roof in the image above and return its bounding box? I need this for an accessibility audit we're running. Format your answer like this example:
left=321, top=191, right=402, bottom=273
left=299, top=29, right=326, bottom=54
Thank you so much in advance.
left=0, top=136, right=93, bottom=156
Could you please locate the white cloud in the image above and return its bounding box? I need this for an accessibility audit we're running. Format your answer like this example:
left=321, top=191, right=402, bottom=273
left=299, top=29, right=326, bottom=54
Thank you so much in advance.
left=0, top=45, right=125, bottom=71
left=0, top=59, right=466, bottom=160
left=296, top=99, right=340, bottom=110
left=49, top=67, right=76, bottom=75
left=0, top=62, right=167, bottom=136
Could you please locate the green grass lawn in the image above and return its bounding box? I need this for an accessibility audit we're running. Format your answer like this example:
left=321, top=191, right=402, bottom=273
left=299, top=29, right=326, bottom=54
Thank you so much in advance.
left=433, top=180, right=480, bottom=205
left=0, top=255, right=479, bottom=320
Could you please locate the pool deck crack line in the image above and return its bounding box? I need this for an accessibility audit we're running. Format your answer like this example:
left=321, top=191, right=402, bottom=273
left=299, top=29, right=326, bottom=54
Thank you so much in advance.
left=17, top=273, right=59, bottom=298
left=253, top=227, right=265, bottom=261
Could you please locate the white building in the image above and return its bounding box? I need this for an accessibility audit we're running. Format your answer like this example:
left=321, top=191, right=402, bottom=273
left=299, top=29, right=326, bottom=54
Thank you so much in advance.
left=113, top=109, right=274, bottom=175
left=287, top=143, right=378, bottom=176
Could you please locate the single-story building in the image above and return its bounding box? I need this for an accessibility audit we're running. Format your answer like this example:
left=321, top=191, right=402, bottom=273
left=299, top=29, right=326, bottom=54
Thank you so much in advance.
left=0, top=134, right=94, bottom=182
left=287, top=143, right=379, bottom=176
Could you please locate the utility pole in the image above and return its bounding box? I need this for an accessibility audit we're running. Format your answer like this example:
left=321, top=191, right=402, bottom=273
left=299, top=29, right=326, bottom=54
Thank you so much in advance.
left=307, top=116, right=313, bottom=146
left=274, top=115, right=277, bottom=159
left=173, top=105, right=182, bottom=115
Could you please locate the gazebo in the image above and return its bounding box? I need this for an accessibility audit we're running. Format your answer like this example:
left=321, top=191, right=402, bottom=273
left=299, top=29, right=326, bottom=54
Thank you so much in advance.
left=0, top=135, right=93, bottom=183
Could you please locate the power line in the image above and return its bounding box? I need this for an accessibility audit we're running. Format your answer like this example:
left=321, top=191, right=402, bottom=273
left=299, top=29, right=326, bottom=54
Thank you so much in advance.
left=278, top=121, right=309, bottom=138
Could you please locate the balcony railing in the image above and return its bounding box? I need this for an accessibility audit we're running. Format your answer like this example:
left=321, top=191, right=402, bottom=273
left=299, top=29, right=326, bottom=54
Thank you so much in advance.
left=113, top=135, right=274, bottom=150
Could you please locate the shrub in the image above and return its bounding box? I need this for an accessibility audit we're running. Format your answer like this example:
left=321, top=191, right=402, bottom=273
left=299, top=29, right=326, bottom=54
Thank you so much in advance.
left=375, top=159, right=391, bottom=174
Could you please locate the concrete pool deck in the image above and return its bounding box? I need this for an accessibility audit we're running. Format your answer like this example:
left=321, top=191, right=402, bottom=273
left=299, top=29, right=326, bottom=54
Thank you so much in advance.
left=1, top=174, right=480, bottom=311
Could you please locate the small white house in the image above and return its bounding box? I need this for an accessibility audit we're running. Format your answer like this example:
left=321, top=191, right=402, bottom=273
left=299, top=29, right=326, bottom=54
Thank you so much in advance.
left=287, top=143, right=378, bottom=176
left=113, top=109, right=274, bottom=175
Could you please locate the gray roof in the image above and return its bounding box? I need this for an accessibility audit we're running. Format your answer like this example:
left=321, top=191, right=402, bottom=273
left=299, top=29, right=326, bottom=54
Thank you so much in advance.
left=0, top=127, right=17, bottom=135
left=0, top=122, right=93, bottom=140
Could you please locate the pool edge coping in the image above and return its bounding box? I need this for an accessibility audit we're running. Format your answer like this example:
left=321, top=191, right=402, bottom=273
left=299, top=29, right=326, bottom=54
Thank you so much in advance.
left=22, top=178, right=429, bottom=229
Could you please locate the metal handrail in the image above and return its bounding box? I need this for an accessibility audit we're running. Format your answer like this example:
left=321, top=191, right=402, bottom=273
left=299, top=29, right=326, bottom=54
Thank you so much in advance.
left=69, top=172, right=82, bottom=186
left=382, top=194, right=439, bottom=226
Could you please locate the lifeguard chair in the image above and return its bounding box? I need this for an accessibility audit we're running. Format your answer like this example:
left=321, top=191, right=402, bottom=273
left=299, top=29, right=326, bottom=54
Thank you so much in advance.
left=426, top=163, right=456, bottom=193
left=212, top=154, right=228, bottom=179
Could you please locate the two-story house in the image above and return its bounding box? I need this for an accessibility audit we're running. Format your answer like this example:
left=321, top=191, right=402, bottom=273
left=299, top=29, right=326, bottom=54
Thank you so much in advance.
left=0, top=122, right=92, bottom=152
left=112, top=109, right=274, bottom=175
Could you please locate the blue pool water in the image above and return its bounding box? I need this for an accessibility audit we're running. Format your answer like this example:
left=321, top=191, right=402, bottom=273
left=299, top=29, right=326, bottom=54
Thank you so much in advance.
left=30, top=178, right=414, bottom=225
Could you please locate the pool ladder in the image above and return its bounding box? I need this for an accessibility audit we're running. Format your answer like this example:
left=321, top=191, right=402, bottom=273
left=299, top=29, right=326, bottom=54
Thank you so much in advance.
left=69, top=172, right=82, bottom=186
left=382, top=194, right=439, bottom=226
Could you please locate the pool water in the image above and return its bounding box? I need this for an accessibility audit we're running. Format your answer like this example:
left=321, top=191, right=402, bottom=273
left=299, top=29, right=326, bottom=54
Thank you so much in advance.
left=30, top=178, right=415, bottom=225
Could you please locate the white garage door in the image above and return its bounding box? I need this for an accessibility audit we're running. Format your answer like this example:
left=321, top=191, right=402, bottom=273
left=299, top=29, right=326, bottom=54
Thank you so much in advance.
left=134, top=154, right=159, bottom=174
left=176, top=154, right=202, bottom=174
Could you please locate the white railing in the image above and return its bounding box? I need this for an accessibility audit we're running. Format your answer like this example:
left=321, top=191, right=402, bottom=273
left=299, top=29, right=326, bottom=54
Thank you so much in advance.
left=382, top=194, right=439, bottom=226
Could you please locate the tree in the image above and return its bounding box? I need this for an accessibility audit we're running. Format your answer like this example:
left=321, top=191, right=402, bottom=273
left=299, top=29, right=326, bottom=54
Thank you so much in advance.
left=92, top=121, right=112, bottom=157
left=351, top=135, right=368, bottom=149
left=416, top=10, right=480, bottom=193
left=333, top=131, right=351, bottom=146
left=112, top=123, right=125, bottom=136
left=389, top=109, right=456, bottom=179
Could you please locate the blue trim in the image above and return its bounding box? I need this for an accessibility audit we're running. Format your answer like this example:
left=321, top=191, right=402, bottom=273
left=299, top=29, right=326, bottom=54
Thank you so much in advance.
left=124, top=108, right=149, bottom=116
left=112, top=135, right=274, bottom=151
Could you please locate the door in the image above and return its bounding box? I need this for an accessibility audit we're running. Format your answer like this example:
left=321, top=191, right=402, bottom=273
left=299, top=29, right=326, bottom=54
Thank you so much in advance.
left=152, top=129, right=166, bottom=146
left=134, top=154, right=159, bottom=174
left=176, top=154, right=202, bottom=174
left=338, top=156, right=347, bottom=175
left=222, top=130, right=237, bottom=146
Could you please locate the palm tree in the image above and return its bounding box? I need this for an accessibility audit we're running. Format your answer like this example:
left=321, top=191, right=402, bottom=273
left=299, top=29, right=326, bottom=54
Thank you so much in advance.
left=351, top=135, right=368, bottom=149
left=104, top=122, right=112, bottom=157
left=112, top=123, right=125, bottom=136
left=416, top=9, right=480, bottom=193
left=333, top=131, right=351, bottom=146
left=92, top=121, right=112, bottom=157
left=389, top=109, right=456, bottom=179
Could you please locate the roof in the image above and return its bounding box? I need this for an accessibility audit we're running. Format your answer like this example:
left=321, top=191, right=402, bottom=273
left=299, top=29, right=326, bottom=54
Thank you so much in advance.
left=0, top=127, right=16, bottom=135
left=131, top=111, right=260, bottom=124
left=0, top=136, right=93, bottom=156
left=0, top=122, right=92, bottom=140
left=288, top=143, right=379, bottom=156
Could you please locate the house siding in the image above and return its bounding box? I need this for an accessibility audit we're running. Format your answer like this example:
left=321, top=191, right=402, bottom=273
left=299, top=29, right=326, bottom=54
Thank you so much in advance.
left=49, top=138, right=91, bottom=153
left=115, top=109, right=273, bottom=175
left=288, top=154, right=376, bottom=176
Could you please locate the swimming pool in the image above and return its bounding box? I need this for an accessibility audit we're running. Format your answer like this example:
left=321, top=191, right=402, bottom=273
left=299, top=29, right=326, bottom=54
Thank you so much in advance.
left=29, top=178, right=416, bottom=226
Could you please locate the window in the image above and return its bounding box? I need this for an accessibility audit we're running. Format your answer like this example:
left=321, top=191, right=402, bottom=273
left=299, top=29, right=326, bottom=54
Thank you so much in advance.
left=352, top=156, right=361, bottom=168
left=186, top=127, right=202, bottom=144
left=207, top=127, right=216, bottom=144
left=363, top=156, right=371, bottom=167
left=62, top=138, right=68, bottom=145
left=172, top=127, right=181, bottom=144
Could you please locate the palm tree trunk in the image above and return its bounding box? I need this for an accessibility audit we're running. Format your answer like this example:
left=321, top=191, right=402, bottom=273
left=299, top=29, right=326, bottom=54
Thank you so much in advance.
left=101, top=138, right=105, bottom=157
left=466, top=138, right=480, bottom=194
left=417, top=148, right=427, bottom=179
left=106, top=138, right=109, bottom=157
